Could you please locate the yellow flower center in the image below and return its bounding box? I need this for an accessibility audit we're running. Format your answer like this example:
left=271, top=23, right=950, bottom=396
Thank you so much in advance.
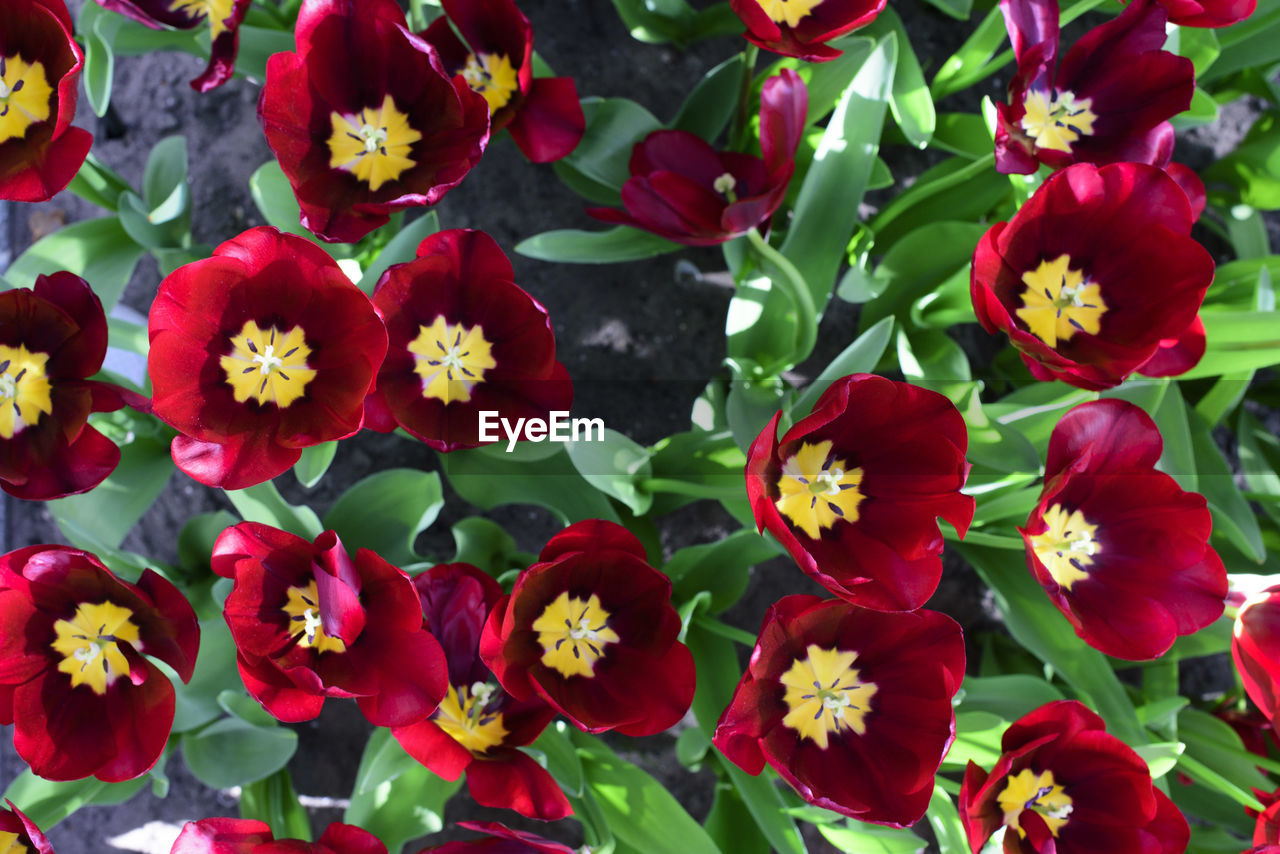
left=168, top=0, right=236, bottom=38
left=433, top=681, right=509, bottom=754
left=461, top=53, right=519, bottom=114
left=407, top=317, right=497, bottom=405
left=774, top=441, right=866, bottom=539
left=0, top=344, right=53, bottom=440
left=50, top=601, right=142, bottom=695
left=220, top=320, right=316, bottom=408
left=1020, top=89, right=1097, bottom=154
left=281, top=581, right=348, bottom=654
left=780, top=644, right=877, bottom=750
left=1016, top=254, right=1107, bottom=348
left=532, top=592, right=621, bottom=679
left=1027, top=504, right=1099, bottom=591
left=0, top=54, right=53, bottom=144
left=997, top=768, right=1074, bottom=838
left=328, top=94, right=423, bottom=192
left=755, top=0, right=824, bottom=26
left=0, top=831, right=29, bottom=854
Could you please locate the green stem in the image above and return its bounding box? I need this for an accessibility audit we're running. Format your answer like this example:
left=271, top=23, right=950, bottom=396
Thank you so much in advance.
left=745, top=228, right=818, bottom=369
left=639, top=478, right=743, bottom=499
left=694, top=615, right=758, bottom=647
left=1178, top=754, right=1265, bottom=810
left=730, top=43, right=759, bottom=148
left=945, top=528, right=1025, bottom=549
left=107, top=316, right=149, bottom=357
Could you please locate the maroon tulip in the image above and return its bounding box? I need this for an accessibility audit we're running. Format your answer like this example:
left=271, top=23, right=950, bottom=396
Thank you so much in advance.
left=746, top=374, right=974, bottom=612
left=171, top=818, right=384, bottom=854
left=148, top=226, right=387, bottom=489
left=714, top=595, right=964, bottom=826
left=971, top=162, right=1214, bottom=389
left=729, top=0, right=886, bottom=61
left=1020, top=399, right=1226, bottom=660
left=0, top=545, right=198, bottom=782
left=587, top=69, right=805, bottom=246
left=259, top=0, right=489, bottom=242
left=960, top=700, right=1189, bottom=854
left=415, top=822, right=575, bottom=854
left=1, top=273, right=148, bottom=500
left=421, top=0, right=584, bottom=162
left=212, top=523, right=448, bottom=727
left=0, top=0, right=93, bottom=202
left=392, top=563, right=569, bottom=821
left=364, top=229, right=571, bottom=452
left=480, top=520, right=695, bottom=736
left=0, top=801, right=54, bottom=854
left=1150, top=0, right=1256, bottom=26
left=1253, top=788, right=1280, bottom=849
left=93, top=0, right=250, bottom=92
left=995, top=0, right=1193, bottom=175
left=1234, top=585, right=1280, bottom=725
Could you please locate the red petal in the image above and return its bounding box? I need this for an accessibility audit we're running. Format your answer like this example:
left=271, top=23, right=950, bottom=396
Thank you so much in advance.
left=466, top=748, right=573, bottom=821
left=507, top=77, right=586, bottom=163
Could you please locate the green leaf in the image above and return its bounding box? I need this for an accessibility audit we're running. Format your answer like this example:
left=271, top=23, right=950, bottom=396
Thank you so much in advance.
left=226, top=480, right=323, bottom=540
left=528, top=721, right=586, bottom=797
left=5, top=218, right=145, bottom=311
left=867, top=156, right=1005, bottom=254
left=819, top=820, right=923, bottom=854
left=563, top=97, right=663, bottom=190
left=957, top=675, right=1064, bottom=721
left=665, top=528, right=779, bottom=613
left=609, top=0, right=697, bottom=44
left=143, top=135, right=191, bottom=213
left=345, top=755, right=461, bottom=854
left=1150, top=381, right=1197, bottom=492
left=1171, top=87, right=1219, bottom=130
left=854, top=222, right=988, bottom=329
left=515, top=226, right=682, bottom=264
left=705, top=782, right=770, bottom=854
left=293, top=441, right=338, bottom=489
left=673, top=54, right=745, bottom=142
left=868, top=9, right=935, bottom=147
left=1176, top=707, right=1270, bottom=830
left=440, top=445, right=621, bottom=525
left=240, top=770, right=312, bottom=842
left=1188, top=409, right=1266, bottom=563
left=1171, top=25, right=1221, bottom=76
left=66, top=153, right=133, bottom=212
left=930, top=6, right=1006, bottom=98
left=233, top=25, right=297, bottom=83
left=172, top=620, right=243, bottom=733
left=721, top=759, right=807, bottom=854
left=351, top=728, right=421, bottom=796
left=1133, top=741, right=1185, bottom=778
left=250, top=160, right=308, bottom=237
left=323, top=469, right=444, bottom=565
left=927, top=786, right=970, bottom=854
left=1181, top=310, right=1280, bottom=378
left=791, top=317, right=894, bottom=415
left=357, top=211, right=440, bottom=294
left=2, top=771, right=147, bottom=830
left=182, top=716, right=298, bottom=788
left=81, top=3, right=119, bottom=118
left=218, top=689, right=281, bottom=728
left=565, top=428, right=654, bottom=515
left=450, top=517, right=520, bottom=576
left=943, top=711, right=1006, bottom=770
left=1205, top=111, right=1280, bottom=209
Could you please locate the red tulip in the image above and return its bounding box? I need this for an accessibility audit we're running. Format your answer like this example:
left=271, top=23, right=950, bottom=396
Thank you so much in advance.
left=0, top=545, right=198, bottom=781
left=1234, top=585, right=1280, bottom=724
left=1, top=273, right=148, bottom=500
left=1149, top=0, right=1256, bottom=27
left=960, top=700, right=1189, bottom=854
left=171, top=818, right=384, bottom=854
left=93, top=0, right=250, bottom=91
left=480, top=520, right=695, bottom=736
left=714, top=595, right=964, bottom=826
left=148, top=226, right=387, bottom=489
left=729, top=0, right=886, bottom=61
left=415, top=822, right=575, bottom=854
left=364, top=229, right=571, bottom=452
left=421, top=0, right=584, bottom=162
left=212, top=523, right=448, bottom=727
left=392, top=563, right=569, bottom=821
left=971, top=162, right=1214, bottom=389
left=0, top=0, right=93, bottom=202
left=587, top=69, right=806, bottom=245
left=1020, top=399, right=1226, bottom=660
left=0, top=801, right=54, bottom=854
left=258, top=0, right=489, bottom=242
left=746, top=374, right=974, bottom=611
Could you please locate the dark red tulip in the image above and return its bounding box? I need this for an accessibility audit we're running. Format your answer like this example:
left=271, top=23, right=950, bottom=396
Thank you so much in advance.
left=415, top=822, right=576, bottom=854
left=0, top=801, right=54, bottom=854
left=212, top=522, right=448, bottom=727
left=258, top=0, right=489, bottom=242
left=364, top=229, right=571, bottom=452
left=480, top=520, right=695, bottom=736
left=729, top=0, right=886, bottom=61
left=1234, top=586, right=1280, bottom=725
left=995, top=0, right=1193, bottom=174
left=746, top=374, right=974, bottom=611
left=0, top=0, right=93, bottom=201
left=1148, top=0, right=1256, bottom=27
left=171, top=818, right=385, bottom=854
left=93, top=0, right=250, bottom=91
left=0, top=545, right=198, bottom=782
left=960, top=700, right=1189, bottom=854
left=587, top=69, right=806, bottom=246
left=971, top=162, right=1214, bottom=389
left=714, top=595, right=964, bottom=826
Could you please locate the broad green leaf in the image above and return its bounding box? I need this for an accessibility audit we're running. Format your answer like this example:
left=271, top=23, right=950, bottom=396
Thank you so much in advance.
left=227, top=480, right=323, bottom=540
left=323, top=469, right=444, bottom=566
left=450, top=517, right=521, bottom=576
left=1188, top=409, right=1265, bottom=563
left=609, top=0, right=697, bottom=45
left=957, top=675, right=1064, bottom=721
left=855, top=221, right=988, bottom=328
left=82, top=3, right=119, bottom=118
left=665, top=528, right=779, bottom=613
left=869, top=9, right=935, bottom=147
left=565, top=428, right=654, bottom=515
left=673, top=54, right=745, bottom=142
left=181, top=716, right=298, bottom=788
left=515, top=226, right=682, bottom=264
left=868, top=157, right=1006, bottom=254
left=927, top=787, right=970, bottom=854
left=820, top=820, right=924, bottom=853
left=705, top=783, right=771, bottom=854
left=250, top=160, right=308, bottom=237
left=528, top=721, right=586, bottom=797
left=1175, top=707, right=1269, bottom=832
left=357, top=210, right=440, bottom=294
left=1171, top=88, right=1219, bottom=130
left=2, top=771, right=147, bottom=830
left=1150, top=382, right=1197, bottom=492
left=1171, top=25, right=1221, bottom=75
left=293, top=441, right=338, bottom=489
left=143, top=136, right=191, bottom=214
left=352, top=728, right=421, bottom=796
left=1181, top=310, right=1280, bottom=378
left=1200, top=0, right=1280, bottom=82
left=172, top=620, right=243, bottom=733
left=66, top=153, right=133, bottom=212
left=440, top=445, right=621, bottom=524
left=1205, top=111, right=1280, bottom=209
left=5, top=218, right=145, bottom=311
left=943, top=711, right=1006, bottom=770
left=791, top=317, right=895, bottom=415
left=240, top=770, right=311, bottom=842
left=930, top=6, right=1006, bottom=98
left=344, top=758, right=461, bottom=854
left=686, top=621, right=743, bottom=735
left=561, top=97, right=662, bottom=190
left=233, top=25, right=297, bottom=83
left=721, top=759, right=807, bottom=854
left=1133, top=741, right=1185, bottom=778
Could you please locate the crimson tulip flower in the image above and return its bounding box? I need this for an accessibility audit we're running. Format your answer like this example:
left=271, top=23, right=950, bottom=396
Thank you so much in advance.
left=0, top=0, right=93, bottom=202
left=421, top=0, right=584, bottom=162
left=971, top=162, right=1214, bottom=389
left=1234, top=585, right=1280, bottom=724
left=960, top=700, right=1189, bottom=854
left=1, top=273, right=148, bottom=500
left=259, top=0, right=489, bottom=243
left=1152, top=0, right=1256, bottom=26
left=212, top=522, right=447, bottom=727
left=1021, top=399, right=1226, bottom=660
left=714, top=595, right=964, bottom=826
left=93, top=0, right=250, bottom=92
left=480, top=520, right=695, bottom=736
left=1252, top=788, right=1280, bottom=849
left=0, top=545, right=199, bottom=782
left=148, top=226, right=387, bottom=489
left=995, top=0, right=1193, bottom=175
left=364, top=229, right=571, bottom=452
left=587, top=69, right=805, bottom=246
left=416, top=822, right=576, bottom=854
left=171, top=818, right=384, bottom=853
left=729, top=0, right=886, bottom=61
left=0, top=801, right=53, bottom=854
left=746, top=374, right=974, bottom=612
left=392, top=563, right=569, bottom=821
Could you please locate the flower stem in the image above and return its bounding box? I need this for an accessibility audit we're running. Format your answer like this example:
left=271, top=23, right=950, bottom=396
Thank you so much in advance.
left=745, top=228, right=818, bottom=370
left=730, top=43, right=759, bottom=149
left=694, top=615, right=758, bottom=647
